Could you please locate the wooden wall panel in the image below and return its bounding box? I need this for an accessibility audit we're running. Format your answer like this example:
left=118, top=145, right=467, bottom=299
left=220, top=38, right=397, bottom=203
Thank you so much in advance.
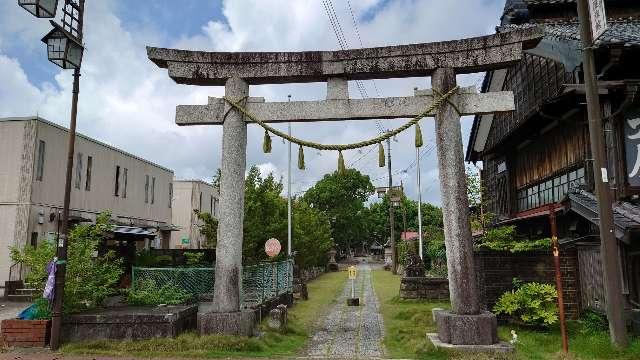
left=514, top=123, right=589, bottom=189
left=485, top=54, right=575, bottom=152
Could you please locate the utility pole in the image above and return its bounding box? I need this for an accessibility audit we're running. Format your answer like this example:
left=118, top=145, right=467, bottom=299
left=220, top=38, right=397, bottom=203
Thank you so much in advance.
left=387, top=135, right=397, bottom=274
left=287, top=94, right=292, bottom=257
left=577, top=0, right=628, bottom=347
left=416, top=147, right=424, bottom=259
left=49, top=0, right=86, bottom=350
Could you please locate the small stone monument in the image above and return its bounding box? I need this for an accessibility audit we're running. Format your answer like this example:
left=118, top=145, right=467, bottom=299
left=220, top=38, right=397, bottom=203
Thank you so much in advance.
left=267, top=304, right=288, bottom=332
left=404, top=240, right=425, bottom=278
left=327, top=248, right=338, bottom=272
left=293, top=279, right=308, bottom=300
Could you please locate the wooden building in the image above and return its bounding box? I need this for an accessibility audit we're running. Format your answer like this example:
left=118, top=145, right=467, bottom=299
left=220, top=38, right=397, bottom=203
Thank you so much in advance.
left=467, top=0, right=640, bottom=313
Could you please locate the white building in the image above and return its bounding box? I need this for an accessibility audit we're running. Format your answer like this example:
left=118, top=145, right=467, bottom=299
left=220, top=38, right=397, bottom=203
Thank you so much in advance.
left=170, top=180, right=219, bottom=249
left=0, top=117, right=175, bottom=284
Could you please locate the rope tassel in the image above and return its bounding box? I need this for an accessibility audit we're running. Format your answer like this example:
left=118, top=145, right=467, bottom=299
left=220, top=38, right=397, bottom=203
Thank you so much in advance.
left=378, top=143, right=385, bottom=168
left=263, top=130, right=272, bottom=153
left=415, top=123, right=423, bottom=148
left=338, top=151, right=346, bottom=175
left=298, top=145, right=305, bottom=170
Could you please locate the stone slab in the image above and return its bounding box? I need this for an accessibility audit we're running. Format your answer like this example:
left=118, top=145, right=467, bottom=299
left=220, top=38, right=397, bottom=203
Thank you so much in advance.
left=147, top=27, right=543, bottom=85
left=197, top=309, right=256, bottom=337
left=61, top=305, right=197, bottom=342
left=175, top=89, right=515, bottom=125
left=427, top=333, right=514, bottom=353
left=346, top=298, right=360, bottom=306
left=433, top=309, right=498, bottom=345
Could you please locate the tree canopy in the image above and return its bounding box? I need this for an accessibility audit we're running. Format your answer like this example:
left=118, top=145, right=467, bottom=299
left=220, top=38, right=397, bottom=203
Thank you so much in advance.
left=241, top=166, right=332, bottom=268
left=303, top=169, right=374, bottom=254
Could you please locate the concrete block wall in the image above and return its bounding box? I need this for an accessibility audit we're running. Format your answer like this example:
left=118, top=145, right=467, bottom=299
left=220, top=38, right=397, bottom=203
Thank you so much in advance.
left=400, top=277, right=450, bottom=300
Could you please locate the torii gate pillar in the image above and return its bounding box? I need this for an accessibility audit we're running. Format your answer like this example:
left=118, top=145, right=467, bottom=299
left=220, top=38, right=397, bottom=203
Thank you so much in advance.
left=197, top=77, right=255, bottom=336
left=430, top=68, right=499, bottom=347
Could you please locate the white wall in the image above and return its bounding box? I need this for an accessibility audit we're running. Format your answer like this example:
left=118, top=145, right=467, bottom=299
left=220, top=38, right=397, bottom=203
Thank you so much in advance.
left=170, top=180, right=218, bottom=249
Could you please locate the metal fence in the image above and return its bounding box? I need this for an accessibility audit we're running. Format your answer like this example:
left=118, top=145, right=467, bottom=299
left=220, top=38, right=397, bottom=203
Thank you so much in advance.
left=131, top=259, right=294, bottom=308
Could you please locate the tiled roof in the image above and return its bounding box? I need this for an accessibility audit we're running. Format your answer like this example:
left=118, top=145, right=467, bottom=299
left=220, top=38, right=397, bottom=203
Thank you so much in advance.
left=523, top=0, right=575, bottom=4
left=500, top=20, right=640, bottom=47
left=567, top=190, right=640, bottom=242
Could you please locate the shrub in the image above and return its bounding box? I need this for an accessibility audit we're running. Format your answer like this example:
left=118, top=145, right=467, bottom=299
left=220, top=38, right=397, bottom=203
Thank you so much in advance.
left=9, top=241, right=56, bottom=292
left=10, top=211, right=124, bottom=314
left=184, top=252, right=205, bottom=266
left=494, top=281, right=558, bottom=327
left=126, top=279, right=192, bottom=306
left=32, top=298, right=52, bottom=320
left=579, top=309, right=608, bottom=334
left=155, top=255, right=173, bottom=267
left=478, top=225, right=551, bottom=252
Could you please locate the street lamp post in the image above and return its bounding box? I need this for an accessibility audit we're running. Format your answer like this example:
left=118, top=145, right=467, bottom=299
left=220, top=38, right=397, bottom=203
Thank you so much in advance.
left=19, top=0, right=86, bottom=350
left=376, top=184, right=403, bottom=274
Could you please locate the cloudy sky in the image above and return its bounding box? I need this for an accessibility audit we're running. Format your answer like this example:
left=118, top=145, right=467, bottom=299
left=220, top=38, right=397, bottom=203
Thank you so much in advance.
left=0, top=0, right=506, bottom=205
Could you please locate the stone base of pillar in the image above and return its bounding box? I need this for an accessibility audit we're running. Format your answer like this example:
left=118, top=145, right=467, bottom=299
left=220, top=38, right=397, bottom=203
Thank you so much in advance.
left=432, top=309, right=503, bottom=346
left=198, top=309, right=256, bottom=337
left=427, top=333, right=514, bottom=353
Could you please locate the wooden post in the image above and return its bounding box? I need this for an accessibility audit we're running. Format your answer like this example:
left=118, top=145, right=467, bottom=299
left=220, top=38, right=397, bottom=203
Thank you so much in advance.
left=549, top=204, right=569, bottom=352
left=576, top=0, right=628, bottom=347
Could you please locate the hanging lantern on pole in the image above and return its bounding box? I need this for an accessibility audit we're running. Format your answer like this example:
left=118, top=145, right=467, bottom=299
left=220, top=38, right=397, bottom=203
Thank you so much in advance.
left=41, top=21, right=83, bottom=70
left=18, top=0, right=58, bottom=18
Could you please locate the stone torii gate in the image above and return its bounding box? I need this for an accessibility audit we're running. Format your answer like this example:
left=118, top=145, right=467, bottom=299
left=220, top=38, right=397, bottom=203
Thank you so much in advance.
left=147, top=27, right=542, bottom=347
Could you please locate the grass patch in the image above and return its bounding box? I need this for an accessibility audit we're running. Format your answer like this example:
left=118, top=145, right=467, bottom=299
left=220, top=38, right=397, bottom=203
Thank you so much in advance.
left=62, top=270, right=347, bottom=358
left=372, top=270, right=640, bottom=360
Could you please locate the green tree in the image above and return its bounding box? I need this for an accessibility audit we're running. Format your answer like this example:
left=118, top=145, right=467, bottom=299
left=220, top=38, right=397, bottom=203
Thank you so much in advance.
left=241, top=166, right=333, bottom=268
left=292, top=199, right=333, bottom=269
left=194, top=209, right=218, bottom=249
left=10, top=211, right=123, bottom=314
left=303, top=169, right=374, bottom=255
left=243, top=166, right=288, bottom=264
left=212, top=168, right=222, bottom=190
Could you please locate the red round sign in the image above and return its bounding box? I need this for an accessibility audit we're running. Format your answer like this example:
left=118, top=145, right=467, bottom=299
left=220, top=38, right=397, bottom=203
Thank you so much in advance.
left=265, top=238, right=281, bottom=257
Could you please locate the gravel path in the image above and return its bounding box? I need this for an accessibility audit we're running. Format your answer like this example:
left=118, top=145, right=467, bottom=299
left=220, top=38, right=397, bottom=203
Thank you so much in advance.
left=306, top=263, right=385, bottom=359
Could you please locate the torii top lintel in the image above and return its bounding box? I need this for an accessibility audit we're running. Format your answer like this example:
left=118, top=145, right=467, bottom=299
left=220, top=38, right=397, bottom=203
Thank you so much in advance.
left=147, top=28, right=543, bottom=86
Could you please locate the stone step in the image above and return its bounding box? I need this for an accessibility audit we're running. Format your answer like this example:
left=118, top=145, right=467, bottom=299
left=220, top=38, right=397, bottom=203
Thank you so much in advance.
left=6, top=294, right=34, bottom=302
left=15, top=288, right=37, bottom=294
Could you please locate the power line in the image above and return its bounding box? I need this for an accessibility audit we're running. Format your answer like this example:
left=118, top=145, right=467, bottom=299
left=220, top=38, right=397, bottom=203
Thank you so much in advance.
left=322, top=0, right=369, bottom=98
left=346, top=0, right=382, bottom=99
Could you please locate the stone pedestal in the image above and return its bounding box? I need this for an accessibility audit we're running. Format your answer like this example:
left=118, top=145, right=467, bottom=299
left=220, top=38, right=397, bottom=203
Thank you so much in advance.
left=197, top=309, right=256, bottom=337
left=433, top=309, right=497, bottom=345
left=429, top=308, right=512, bottom=352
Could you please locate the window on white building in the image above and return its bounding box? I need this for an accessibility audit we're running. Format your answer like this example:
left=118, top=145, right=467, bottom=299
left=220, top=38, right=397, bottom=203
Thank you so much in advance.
left=36, top=140, right=46, bottom=181
left=145, top=175, right=149, bottom=203
left=74, top=153, right=83, bottom=189
left=85, top=156, right=92, bottom=191
left=114, top=166, right=121, bottom=196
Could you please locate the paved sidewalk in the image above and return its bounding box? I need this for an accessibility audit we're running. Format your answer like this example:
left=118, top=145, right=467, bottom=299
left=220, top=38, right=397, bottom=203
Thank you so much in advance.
left=306, top=263, right=385, bottom=359
left=0, top=302, right=29, bottom=322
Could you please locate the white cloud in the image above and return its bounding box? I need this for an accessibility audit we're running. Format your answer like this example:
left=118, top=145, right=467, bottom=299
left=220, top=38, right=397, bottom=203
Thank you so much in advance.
left=0, top=0, right=504, bottom=206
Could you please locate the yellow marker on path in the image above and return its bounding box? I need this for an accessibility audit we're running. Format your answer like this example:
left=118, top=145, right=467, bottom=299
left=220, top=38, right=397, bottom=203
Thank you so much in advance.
left=348, top=266, right=357, bottom=280
left=347, top=266, right=359, bottom=306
